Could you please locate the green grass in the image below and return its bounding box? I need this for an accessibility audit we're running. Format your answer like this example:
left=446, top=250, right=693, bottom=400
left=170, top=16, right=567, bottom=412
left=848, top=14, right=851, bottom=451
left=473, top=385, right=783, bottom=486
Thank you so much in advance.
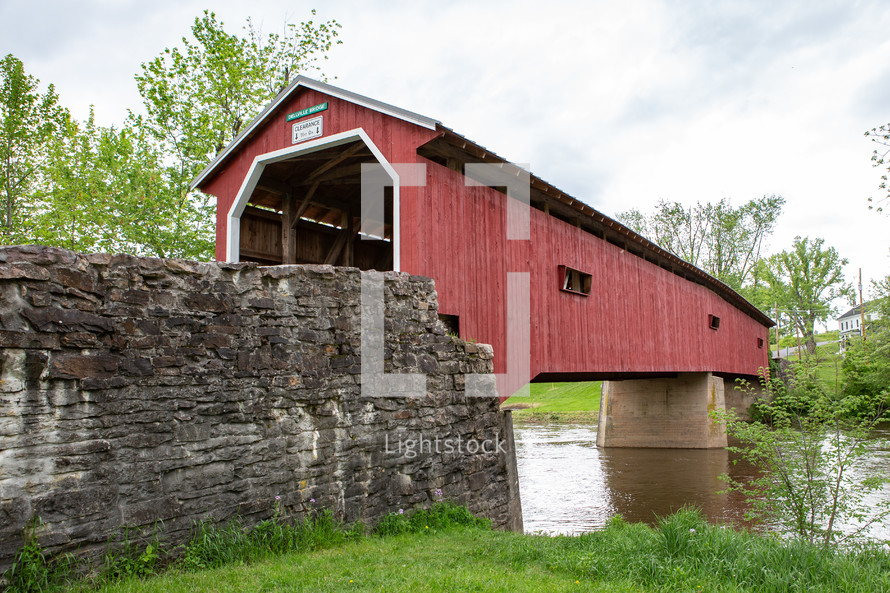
left=772, top=331, right=840, bottom=353
left=785, top=343, right=845, bottom=394
left=81, top=530, right=621, bottom=593
left=818, top=330, right=840, bottom=343
left=501, top=381, right=601, bottom=423
left=71, top=508, right=890, bottom=593
left=810, top=345, right=845, bottom=393
left=771, top=334, right=846, bottom=394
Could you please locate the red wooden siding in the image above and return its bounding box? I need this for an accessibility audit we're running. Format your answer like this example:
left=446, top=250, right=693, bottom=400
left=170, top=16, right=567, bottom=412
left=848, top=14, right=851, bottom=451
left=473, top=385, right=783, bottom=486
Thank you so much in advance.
left=199, top=86, right=771, bottom=398
left=407, top=161, right=769, bottom=396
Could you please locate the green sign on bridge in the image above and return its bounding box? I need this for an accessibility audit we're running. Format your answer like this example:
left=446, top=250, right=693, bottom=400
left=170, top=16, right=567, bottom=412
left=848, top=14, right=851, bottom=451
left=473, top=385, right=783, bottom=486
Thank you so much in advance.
left=286, top=102, right=328, bottom=122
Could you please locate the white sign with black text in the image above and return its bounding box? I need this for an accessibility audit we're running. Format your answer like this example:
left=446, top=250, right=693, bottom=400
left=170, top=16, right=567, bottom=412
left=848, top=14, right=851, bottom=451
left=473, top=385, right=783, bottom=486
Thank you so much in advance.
left=292, top=116, right=323, bottom=144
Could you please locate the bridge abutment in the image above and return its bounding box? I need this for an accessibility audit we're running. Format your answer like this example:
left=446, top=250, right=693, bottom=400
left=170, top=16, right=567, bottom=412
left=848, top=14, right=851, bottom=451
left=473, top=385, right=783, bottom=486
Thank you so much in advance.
left=724, top=378, right=763, bottom=422
left=596, top=372, right=728, bottom=448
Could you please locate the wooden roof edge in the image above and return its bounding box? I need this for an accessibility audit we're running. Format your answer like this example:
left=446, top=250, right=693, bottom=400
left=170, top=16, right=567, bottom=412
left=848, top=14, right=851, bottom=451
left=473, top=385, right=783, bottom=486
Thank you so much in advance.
left=190, top=76, right=441, bottom=191
left=430, top=127, right=775, bottom=328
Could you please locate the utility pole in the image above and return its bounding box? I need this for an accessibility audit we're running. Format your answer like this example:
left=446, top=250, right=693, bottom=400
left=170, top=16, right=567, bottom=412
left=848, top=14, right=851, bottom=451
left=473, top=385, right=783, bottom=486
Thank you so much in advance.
left=774, top=302, right=780, bottom=358
left=859, top=268, right=866, bottom=340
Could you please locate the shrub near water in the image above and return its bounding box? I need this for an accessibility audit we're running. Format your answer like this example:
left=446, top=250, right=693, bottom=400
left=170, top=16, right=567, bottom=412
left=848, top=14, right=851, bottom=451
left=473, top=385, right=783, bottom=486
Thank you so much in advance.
left=716, top=358, right=890, bottom=548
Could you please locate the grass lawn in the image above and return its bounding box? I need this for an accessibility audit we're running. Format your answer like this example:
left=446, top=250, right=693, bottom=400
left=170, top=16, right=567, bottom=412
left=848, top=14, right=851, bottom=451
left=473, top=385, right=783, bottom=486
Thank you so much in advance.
left=772, top=331, right=840, bottom=355
left=780, top=342, right=846, bottom=394
left=818, top=330, right=840, bottom=343
left=84, top=529, right=633, bottom=593
left=810, top=344, right=845, bottom=393
left=501, top=381, right=601, bottom=424
left=771, top=332, right=847, bottom=394
left=81, top=511, right=890, bottom=593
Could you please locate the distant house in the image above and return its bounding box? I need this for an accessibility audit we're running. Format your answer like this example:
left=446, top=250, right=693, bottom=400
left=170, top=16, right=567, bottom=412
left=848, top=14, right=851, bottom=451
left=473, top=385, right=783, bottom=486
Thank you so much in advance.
left=838, top=300, right=881, bottom=340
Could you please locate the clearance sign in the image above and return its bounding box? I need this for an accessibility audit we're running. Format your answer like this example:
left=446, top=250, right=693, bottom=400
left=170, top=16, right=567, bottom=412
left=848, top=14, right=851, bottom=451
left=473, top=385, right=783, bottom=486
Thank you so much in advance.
left=288, top=102, right=328, bottom=145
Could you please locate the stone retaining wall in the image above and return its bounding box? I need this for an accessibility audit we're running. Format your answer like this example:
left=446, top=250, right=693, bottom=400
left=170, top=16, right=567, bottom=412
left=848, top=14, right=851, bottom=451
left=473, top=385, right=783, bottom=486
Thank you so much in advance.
left=0, top=245, right=521, bottom=569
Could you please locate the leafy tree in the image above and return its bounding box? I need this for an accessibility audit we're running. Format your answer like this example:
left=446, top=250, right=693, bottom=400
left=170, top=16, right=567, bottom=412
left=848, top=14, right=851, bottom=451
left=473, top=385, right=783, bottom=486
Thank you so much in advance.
left=35, top=110, right=109, bottom=253
left=865, top=123, right=890, bottom=214
left=128, top=10, right=341, bottom=260
left=108, top=122, right=215, bottom=259
left=619, top=200, right=711, bottom=267
left=0, top=54, right=213, bottom=259
left=761, top=237, right=851, bottom=354
left=0, top=11, right=341, bottom=260
left=716, top=367, right=889, bottom=548
left=0, top=54, right=68, bottom=245
left=34, top=111, right=213, bottom=259
left=618, top=195, right=784, bottom=292
left=841, top=276, right=890, bottom=419
left=135, top=9, right=341, bottom=181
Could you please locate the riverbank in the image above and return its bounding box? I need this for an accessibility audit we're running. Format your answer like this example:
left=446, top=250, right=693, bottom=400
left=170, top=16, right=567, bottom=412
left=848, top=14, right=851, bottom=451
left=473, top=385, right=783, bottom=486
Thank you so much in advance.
left=45, top=508, right=888, bottom=593
left=502, top=381, right=601, bottom=424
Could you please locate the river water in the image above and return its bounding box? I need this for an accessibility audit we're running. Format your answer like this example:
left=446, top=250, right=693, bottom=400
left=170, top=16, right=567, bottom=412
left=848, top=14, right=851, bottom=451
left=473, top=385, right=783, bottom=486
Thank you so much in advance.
left=514, top=422, right=890, bottom=540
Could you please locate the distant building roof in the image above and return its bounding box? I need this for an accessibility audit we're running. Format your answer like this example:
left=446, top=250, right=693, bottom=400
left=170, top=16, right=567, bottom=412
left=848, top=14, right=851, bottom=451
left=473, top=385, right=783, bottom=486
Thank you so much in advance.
left=838, top=300, right=879, bottom=321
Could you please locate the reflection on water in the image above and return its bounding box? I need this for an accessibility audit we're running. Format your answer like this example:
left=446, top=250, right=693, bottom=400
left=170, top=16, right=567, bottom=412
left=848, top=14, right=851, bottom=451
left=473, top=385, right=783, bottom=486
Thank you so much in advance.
left=514, top=425, right=613, bottom=535
left=599, top=445, right=755, bottom=528
left=515, top=423, right=890, bottom=539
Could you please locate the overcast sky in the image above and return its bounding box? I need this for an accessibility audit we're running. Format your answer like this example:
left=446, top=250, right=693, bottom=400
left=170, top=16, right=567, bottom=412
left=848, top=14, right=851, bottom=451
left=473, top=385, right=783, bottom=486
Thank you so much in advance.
left=3, top=0, right=889, bottom=315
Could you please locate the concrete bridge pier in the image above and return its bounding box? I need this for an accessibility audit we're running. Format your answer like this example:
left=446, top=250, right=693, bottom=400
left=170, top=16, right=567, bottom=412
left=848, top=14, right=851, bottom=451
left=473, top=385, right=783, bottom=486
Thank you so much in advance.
left=596, top=372, right=728, bottom=448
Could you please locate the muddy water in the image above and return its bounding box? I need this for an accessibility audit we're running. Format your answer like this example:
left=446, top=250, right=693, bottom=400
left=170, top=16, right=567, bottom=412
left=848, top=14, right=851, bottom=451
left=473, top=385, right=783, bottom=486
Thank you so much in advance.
left=514, top=423, right=890, bottom=540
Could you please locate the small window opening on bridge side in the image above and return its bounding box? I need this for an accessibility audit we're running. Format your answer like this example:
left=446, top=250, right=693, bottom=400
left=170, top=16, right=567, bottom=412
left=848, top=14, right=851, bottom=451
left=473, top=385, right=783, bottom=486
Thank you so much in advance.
left=708, top=314, right=721, bottom=330
left=559, top=265, right=591, bottom=296
left=757, top=337, right=764, bottom=349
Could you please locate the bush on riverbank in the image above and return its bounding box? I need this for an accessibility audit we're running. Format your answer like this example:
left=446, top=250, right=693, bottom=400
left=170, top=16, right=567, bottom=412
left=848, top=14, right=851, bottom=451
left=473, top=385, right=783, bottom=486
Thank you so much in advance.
left=842, top=291, right=890, bottom=421
left=718, top=347, right=890, bottom=549
left=5, top=505, right=889, bottom=592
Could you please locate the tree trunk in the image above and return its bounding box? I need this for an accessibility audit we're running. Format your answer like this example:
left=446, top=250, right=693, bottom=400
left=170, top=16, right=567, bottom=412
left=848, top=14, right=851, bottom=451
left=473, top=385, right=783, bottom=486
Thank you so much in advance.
left=805, top=335, right=817, bottom=354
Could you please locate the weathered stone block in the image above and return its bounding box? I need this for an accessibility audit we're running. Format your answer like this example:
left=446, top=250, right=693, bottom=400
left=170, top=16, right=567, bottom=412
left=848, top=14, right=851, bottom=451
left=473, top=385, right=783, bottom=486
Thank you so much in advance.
left=49, top=353, right=120, bottom=380
left=32, top=487, right=119, bottom=521
left=0, top=262, right=50, bottom=281
left=59, top=332, right=103, bottom=348
left=121, top=497, right=182, bottom=526
left=0, top=331, right=59, bottom=350
left=22, top=307, right=113, bottom=333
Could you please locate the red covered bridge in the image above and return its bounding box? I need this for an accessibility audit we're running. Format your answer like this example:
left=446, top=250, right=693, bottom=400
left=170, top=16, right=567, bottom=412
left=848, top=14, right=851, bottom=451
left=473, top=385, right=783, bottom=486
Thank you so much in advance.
left=192, top=77, right=773, bottom=448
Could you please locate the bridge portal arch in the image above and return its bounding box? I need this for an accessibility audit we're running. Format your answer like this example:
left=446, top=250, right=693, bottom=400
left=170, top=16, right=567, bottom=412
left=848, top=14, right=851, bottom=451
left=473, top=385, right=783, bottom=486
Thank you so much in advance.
left=224, top=128, right=402, bottom=271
